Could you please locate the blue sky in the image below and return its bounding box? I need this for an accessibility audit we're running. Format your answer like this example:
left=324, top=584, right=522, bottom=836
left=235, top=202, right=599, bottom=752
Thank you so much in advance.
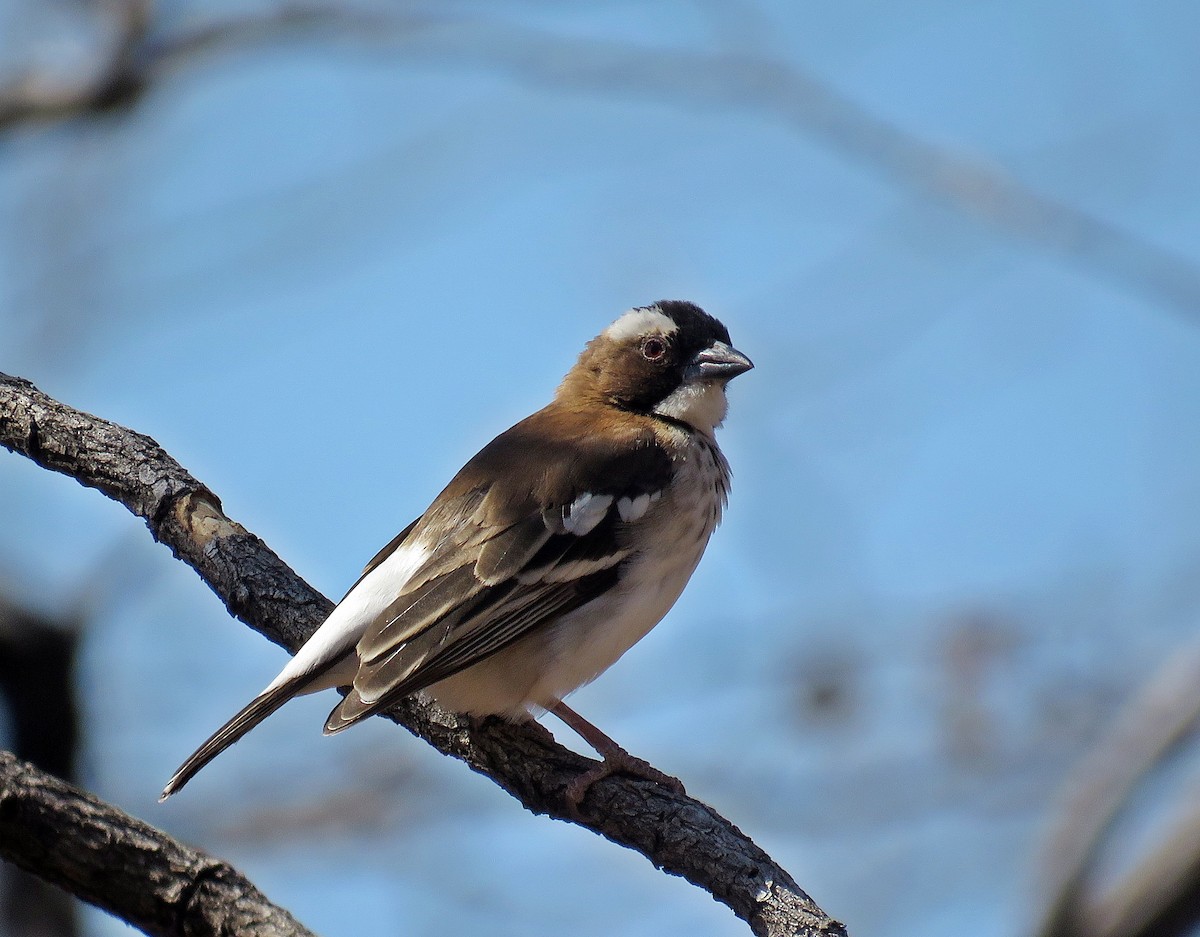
left=3, top=2, right=1200, bottom=936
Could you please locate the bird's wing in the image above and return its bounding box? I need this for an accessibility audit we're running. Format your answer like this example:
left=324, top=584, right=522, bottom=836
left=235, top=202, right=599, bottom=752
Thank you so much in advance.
left=342, top=516, right=421, bottom=598
left=324, top=407, right=674, bottom=732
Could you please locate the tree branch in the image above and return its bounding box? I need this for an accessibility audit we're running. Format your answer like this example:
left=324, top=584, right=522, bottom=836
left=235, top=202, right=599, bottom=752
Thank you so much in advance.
left=0, top=597, right=81, bottom=937
left=0, top=371, right=846, bottom=937
left=0, top=750, right=316, bottom=937
left=1034, top=640, right=1200, bottom=937
left=0, top=0, right=152, bottom=128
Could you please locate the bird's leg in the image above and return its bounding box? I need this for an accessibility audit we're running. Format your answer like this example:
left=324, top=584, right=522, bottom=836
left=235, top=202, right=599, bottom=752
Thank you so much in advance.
left=549, top=701, right=685, bottom=811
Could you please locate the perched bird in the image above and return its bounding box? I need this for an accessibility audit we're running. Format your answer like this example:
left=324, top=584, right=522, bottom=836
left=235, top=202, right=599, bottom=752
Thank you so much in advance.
left=162, top=300, right=752, bottom=802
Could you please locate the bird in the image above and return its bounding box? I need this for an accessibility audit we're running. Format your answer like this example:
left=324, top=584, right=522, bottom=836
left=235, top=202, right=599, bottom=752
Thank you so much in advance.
left=161, top=300, right=752, bottom=803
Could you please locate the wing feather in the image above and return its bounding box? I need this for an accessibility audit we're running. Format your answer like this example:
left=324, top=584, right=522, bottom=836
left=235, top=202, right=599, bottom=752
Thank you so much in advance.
left=326, top=523, right=632, bottom=733
left=417, top=569, right=619, bottom=681
left=474, top=513, right=553, bottom=584
left=342, top=517, right=420, bottom=599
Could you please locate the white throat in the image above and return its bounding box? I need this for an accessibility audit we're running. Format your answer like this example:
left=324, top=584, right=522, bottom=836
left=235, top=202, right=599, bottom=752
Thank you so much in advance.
left=652, top=380, right=729, bottom=435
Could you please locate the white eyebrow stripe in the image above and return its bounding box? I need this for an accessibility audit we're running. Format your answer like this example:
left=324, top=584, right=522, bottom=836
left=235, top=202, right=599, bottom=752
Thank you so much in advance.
left=617, top=492, right=654, bottom=523
left=603, top=307, right=678, bottom=342
left=562, top=492, right=614, bottom=536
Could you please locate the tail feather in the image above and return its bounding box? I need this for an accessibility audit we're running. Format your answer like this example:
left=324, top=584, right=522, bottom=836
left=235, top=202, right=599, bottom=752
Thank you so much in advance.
left=161, top=677, right=305, bottom=800
left=322, top=689, right=376, bottom=736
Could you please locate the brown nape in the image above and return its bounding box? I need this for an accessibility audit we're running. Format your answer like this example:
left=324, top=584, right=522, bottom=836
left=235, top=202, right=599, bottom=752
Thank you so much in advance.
left=554, top=333, right=613, bottom=407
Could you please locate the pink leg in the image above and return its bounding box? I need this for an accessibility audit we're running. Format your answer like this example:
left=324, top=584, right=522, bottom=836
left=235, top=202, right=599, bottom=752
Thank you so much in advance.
left=550, top=701, right=685, bottom=811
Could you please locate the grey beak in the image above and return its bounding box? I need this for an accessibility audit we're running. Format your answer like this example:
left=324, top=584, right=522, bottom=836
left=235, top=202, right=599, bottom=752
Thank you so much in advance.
left=685, top=341, right=754, bottom=382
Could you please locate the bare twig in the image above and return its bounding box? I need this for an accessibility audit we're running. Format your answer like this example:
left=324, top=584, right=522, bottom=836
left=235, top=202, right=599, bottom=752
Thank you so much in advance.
left=4, top=5, right=1196, bottom=317
left=1086, top=790, right=1200, bottom=937
left=1034, top=639, right=1200, bottom=937
left=0, top=371, right=845, bottom=937
left=0, top=750, right=316, bottom=937
left=0, top=0, right=152, bottom=127
left=380, top=19, right=1200, bottom=316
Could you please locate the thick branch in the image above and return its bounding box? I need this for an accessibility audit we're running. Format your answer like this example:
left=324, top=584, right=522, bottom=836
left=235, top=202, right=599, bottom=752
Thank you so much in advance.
left=0, top=750, right=315, bottom=937
left=0, top=372, right=845, bottom=937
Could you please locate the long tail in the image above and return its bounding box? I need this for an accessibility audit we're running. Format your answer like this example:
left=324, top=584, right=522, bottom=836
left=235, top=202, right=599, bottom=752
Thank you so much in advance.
left=161, top=674, right=313, bottom=800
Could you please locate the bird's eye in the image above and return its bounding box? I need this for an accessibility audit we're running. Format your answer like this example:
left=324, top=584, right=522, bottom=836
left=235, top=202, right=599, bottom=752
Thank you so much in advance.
left=641, top=337, right=667, bottom=361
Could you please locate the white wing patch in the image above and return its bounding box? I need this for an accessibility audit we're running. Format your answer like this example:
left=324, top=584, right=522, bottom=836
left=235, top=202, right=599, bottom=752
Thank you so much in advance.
left=265, top=539, right=431, bottom=692
left=561, top=492, right=613, bottom=535
left=617, top=490, right=661, bottom=523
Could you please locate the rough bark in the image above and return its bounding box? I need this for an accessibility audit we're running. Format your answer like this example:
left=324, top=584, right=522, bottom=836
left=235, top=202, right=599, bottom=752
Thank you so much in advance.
left=0, top=751, right=315, bottom=937
left=0, top=371, right=847, bottom=937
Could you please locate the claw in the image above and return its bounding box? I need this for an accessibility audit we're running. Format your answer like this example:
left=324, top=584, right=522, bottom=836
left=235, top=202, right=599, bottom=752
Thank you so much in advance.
left=549, top=700, right=685, bottom=817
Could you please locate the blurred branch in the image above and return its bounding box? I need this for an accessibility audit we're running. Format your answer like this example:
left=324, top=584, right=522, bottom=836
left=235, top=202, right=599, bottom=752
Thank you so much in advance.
left=0, top=0, right=152, bottom=126
left=0, top=370, right=845, bottom=937
left=0, top=597, right=78, bottom=783
left=1088, top=794, right=1200, bottom=937
left=362, top=17, right=1200, bottom=317
left=0, top=596, right=81, bottom=937
left=3, top=4, right=1198, bottom=316
left=0, top=750, right=316, bottom=937
left=1035, top=640, right=1200, bottom=937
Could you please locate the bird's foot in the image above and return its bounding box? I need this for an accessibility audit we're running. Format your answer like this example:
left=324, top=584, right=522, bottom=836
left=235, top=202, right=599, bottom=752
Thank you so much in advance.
left=565, top=744, right=686, bottom=816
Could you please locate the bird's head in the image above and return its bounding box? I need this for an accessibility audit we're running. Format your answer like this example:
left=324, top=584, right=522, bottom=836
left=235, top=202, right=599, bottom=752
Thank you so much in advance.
left=559, top=301, right=753, bottom=435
